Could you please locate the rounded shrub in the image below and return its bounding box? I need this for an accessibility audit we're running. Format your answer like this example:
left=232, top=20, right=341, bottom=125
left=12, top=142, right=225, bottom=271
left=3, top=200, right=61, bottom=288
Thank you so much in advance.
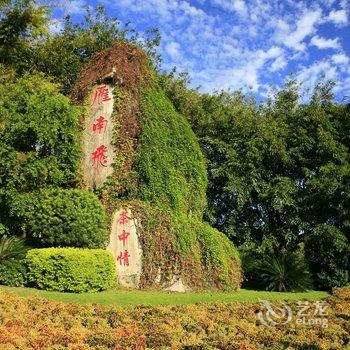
left=26, top=248, right=116, bottom=292
left=0, top=70, right=81, bottom=192
left=11, top=189, right=108, bottom=248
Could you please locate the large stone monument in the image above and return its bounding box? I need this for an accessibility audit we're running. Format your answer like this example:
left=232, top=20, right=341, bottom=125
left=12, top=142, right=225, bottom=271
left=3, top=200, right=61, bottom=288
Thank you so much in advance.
left=81, top=81, right=144, bottom=288
left=107, top=208, right=142, bottom=288
left=82, top=84, right=115, bottom=189
left=72, top=43, right=242, bottom=292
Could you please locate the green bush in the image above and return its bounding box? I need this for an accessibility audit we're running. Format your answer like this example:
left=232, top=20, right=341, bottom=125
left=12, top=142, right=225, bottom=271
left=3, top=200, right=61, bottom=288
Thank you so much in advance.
left=26, top=248, right=116, bottom=292
left=305, top=225, right=349, bottom=290
left=0, top=224, right=7, bottom=237
left=11, top=189, right=108, bottom=248
left=0, top=260, right=27, bottom=286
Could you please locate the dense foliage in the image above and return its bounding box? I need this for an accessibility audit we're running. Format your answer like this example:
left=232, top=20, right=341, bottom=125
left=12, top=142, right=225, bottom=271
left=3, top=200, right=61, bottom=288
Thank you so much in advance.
left=305, top=225, right=349, bottom=290
left=0, top=260, right=27, bottom=287
left=0, top=236, right=28, bottom=286
left=126, top=201, right=242, bottom=290
left=0, top=287, right=348, bottom=349
left=161, top=74, right=350, bottom=291
left=256, top=250, right=312, bottom=292
left=26, top=248, right=116, bottom=292
left=0, top=69, right=81, bottom=234
left=0, top=1, right=161, bottom=94
left=11, top=189, right=108, bottom=248
left=136, top=86, right=208, bottom=217
left=134, top=77, right=241, bottom=289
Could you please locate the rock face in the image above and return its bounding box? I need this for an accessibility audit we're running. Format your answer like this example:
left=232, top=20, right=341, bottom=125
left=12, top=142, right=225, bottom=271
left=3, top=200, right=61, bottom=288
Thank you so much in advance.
left=107, top=208, right=142, bottom=288
left=72, top=42, right=242, bottom=292
left=82, top=84, right=115, bottom=189
left=163, top=277, right=190, bottom=293
left=81, top=82, right=143, bottom=288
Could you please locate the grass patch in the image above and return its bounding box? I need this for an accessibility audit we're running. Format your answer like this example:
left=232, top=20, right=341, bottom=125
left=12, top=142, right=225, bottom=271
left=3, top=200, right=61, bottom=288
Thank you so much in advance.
left=0, top=285, right=329, bottom=307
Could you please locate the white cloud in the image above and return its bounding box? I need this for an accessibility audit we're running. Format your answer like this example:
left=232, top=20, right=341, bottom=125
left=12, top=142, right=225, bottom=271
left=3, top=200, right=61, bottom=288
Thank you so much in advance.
left=335, top=75, right=350, bottom=96
left=327, top=9, right=348, bottom=25
left=331, top=53, right=349, bottom=65
left=211, top=0, right=248, bottom=16
left=269, top=56, right=287, bottom=72
left=57, top=0, right=86, bottom=15
left=193, top=46, right=284, bottom=92
left=310, top=35, right=340, bottom=49
left=110, top=0, right=349, bottom=98
left=165, top=41, right=182, bottom=59
left=233, top=0, right=248, bottom=16
left=297, top=60, right=338, bottom=95
left=110, top=0, right=207, bottom=22
left=275, top=9, right=322, bottom=51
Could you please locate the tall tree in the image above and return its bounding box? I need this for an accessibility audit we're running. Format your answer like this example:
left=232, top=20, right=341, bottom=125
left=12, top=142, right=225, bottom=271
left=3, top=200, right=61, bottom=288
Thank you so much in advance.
left=0, top=0, right=49, bottom=71
left=162, top=75, right=349, bottom=289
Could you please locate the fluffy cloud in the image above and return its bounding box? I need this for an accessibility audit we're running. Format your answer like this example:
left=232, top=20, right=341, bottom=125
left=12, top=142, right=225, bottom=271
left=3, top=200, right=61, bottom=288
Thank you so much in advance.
left=310, top=35, right=340, bottom=49
left=269, top=56, right=287, bottom=72
left=57, top=0, right=86, bottom=15
left=211, top=0, right=248, bottom=16
left=327, top=9, right=348, bottom=25
left=109, top=0, right=207, bottom=22
left=165, top=41, right=182, bottom=60
left=106, top=0, right=349, bottom=98
left=192, top=46, right=284, bottom=92
left=275, top=9, right=322, bottom=51
left=331, top=53, right=349, bottom=65
left=232, top=0, right=248, bottom=16
left=297, top=60, right=338, bottom=94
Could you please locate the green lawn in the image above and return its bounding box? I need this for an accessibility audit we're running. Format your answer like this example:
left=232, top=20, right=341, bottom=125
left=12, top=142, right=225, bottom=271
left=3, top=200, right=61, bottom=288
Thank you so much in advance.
left=0, top=285, right=329, bottom=307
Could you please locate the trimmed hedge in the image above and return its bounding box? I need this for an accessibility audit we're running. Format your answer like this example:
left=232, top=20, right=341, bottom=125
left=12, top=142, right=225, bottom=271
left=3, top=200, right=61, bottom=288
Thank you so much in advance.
left=26, top=248, right=116, bottom=292
left=11, top=189, right=108, bottom=248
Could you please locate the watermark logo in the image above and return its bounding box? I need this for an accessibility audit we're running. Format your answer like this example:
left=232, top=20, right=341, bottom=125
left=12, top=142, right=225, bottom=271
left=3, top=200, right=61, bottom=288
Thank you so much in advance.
left=258, top=300, right=329, bottom=328
left=258, top=300, right=292, bottom=327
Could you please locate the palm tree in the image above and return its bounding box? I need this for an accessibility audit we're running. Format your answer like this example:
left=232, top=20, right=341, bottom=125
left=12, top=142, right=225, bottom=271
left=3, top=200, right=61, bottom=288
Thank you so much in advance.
left=258, top=250, right=312, bottom=292
left=0, top=235, right=28, bottom=263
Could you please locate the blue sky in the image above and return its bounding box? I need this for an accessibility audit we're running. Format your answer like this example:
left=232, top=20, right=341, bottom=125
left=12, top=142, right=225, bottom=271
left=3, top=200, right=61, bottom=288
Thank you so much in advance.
left=53, top=0, right=349, bottom=100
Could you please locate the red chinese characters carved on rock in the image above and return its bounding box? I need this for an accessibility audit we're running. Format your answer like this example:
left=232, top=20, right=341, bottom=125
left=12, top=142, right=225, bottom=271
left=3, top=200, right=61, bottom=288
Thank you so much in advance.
left=91, top=145, right=108, bottom=167
left=91, top=85, right=111, bottom=105
left=118, top=210, right=131, bottom=225
left=118, top=230, right=130, bottom=246
left=92, top=116, right=108, bottom=133
left=117, top=250, right=130, bottom=266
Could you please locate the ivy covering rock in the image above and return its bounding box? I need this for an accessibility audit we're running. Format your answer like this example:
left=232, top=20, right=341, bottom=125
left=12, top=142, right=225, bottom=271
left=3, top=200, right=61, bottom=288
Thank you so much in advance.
left=71, top=42, right=242, bottom=290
